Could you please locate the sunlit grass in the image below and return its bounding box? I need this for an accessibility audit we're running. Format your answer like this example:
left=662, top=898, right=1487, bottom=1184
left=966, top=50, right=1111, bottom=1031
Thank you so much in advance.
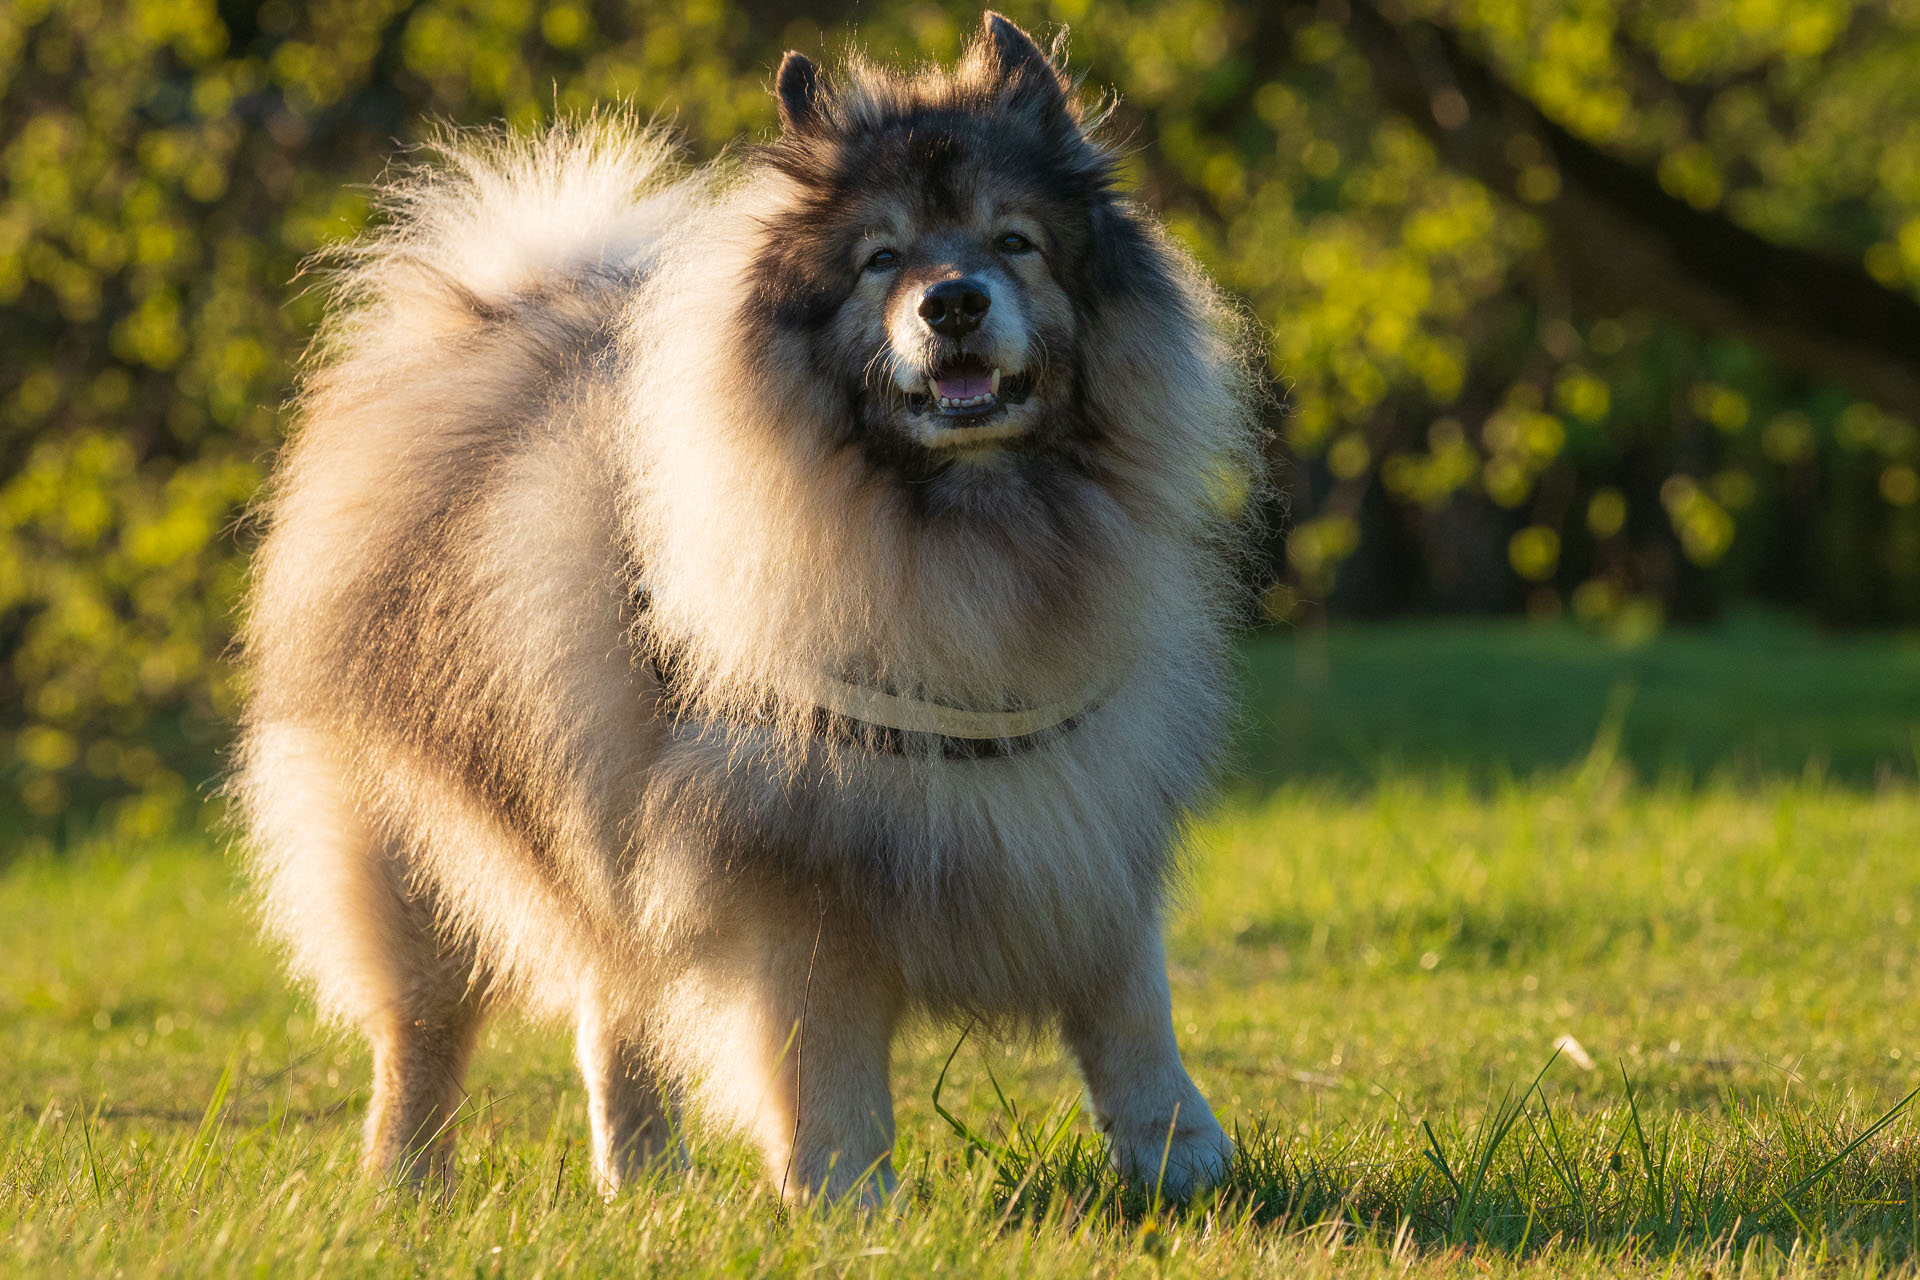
left=7, top=619, right=1920, bottom=1276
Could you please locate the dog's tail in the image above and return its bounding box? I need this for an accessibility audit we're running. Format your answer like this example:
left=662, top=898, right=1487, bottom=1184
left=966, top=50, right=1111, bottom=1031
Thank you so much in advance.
left=303, top=112, right=690, bottom=363
left=248, top=115, right=691, bottom=697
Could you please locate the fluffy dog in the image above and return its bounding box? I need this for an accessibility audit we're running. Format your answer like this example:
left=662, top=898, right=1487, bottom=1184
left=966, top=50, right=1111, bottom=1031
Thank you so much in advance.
left=236, top=12, right=1263, bottom=1204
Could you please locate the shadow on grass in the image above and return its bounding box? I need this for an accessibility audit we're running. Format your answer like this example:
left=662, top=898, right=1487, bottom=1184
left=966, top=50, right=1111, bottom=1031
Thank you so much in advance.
left=1233, top=614, right=1920, bottom=794
left=938, top=1039, right=1920, bottom=1265
left=1222, top=900, right=1683, bottom=971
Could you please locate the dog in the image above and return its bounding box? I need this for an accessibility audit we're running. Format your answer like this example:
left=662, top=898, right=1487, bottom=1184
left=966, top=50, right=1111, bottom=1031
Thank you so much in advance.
left=235, top=12, right=1263, bottom=1204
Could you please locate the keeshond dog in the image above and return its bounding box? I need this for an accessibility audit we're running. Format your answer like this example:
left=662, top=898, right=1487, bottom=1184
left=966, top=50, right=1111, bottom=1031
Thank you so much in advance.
left=236, top=12, right=1264, bottom=1204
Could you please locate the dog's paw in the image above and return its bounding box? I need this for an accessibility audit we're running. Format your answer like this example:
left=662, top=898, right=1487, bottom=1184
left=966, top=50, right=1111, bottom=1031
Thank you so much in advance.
left=1102, top=1099, right=1233, bottom=1199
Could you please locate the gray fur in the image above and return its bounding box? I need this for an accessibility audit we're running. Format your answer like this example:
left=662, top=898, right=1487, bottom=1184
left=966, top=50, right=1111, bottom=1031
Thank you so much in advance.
left=235, top=16, right=1265, bottom=1204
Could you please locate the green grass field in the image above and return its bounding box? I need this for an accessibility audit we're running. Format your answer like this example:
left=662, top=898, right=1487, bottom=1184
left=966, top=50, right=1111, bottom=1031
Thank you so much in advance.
left=9, top=617, right=1920, bottom=1277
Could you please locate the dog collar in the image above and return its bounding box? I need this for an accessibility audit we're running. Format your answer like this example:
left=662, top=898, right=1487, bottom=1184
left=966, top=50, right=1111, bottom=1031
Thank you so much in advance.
left=648, top=652, right=1101, bottom=759
left=634, top=580, right=1100, bottom=758
left=804, top=676, right=1100, bottom=759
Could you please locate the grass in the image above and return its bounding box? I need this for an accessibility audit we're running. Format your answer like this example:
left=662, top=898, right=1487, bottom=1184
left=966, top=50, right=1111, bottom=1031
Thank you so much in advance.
left=8, top=615, right=1920, bottom=1276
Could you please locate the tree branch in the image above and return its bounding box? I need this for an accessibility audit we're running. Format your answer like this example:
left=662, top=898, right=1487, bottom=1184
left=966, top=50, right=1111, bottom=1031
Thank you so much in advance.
left=1308, top=0, right=1920, bottom=421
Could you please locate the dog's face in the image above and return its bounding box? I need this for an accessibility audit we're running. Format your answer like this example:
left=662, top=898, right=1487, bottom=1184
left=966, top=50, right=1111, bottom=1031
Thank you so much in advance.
left=847, top=181, right=1065, bottom=455
left=746, top=15, right=1132, bottom=484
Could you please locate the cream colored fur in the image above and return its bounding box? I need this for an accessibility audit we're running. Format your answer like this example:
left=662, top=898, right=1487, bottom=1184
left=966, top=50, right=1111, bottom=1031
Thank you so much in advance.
left=236, top=24, right=1262, bottom=1205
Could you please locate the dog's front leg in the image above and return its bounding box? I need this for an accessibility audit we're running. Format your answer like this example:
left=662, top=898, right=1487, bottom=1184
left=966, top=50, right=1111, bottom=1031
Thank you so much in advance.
left=741, top=915, right=902, bottom=1206
left=1061, top=930, right=1232, bottom=1198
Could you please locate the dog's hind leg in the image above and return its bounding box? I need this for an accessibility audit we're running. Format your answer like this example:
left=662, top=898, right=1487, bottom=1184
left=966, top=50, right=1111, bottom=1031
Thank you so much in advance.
left=359, top=921, right=489, bottom=1188
left=340, top=828, right=490, bottom=1186
left=242, top=724, right=491, bottom=1186
left=575, top=989, right=683, bottom=1195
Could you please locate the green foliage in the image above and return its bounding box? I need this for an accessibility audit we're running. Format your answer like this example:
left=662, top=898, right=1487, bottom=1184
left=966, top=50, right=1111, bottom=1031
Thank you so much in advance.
left=0, top=0, right=803, bottom=839
left=6, top=1, right=1920, bottom=834
left=1227, top=1, right=1920, bottom=626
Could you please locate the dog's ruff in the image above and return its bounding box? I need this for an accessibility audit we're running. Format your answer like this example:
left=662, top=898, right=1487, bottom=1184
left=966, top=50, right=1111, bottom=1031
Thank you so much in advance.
left=235, top=12, right=1264, bottom=1208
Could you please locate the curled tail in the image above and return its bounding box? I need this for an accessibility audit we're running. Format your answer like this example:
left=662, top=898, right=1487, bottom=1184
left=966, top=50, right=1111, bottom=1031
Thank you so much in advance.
left=311, top=113, right=691, bottom=359
left=249, top=115, right=689, bottom=737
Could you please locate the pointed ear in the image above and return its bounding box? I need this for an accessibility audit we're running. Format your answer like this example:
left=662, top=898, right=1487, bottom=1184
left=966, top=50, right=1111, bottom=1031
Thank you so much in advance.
left=775, top=51, right=824, bottom=134
left=981, top=12, right=1068, bottom=113
left=982, top=12, right=1047, bottom=77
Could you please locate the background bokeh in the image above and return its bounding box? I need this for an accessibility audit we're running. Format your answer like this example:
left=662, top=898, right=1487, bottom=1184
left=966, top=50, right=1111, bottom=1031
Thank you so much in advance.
left=6, top=0, right=1920, bottom=843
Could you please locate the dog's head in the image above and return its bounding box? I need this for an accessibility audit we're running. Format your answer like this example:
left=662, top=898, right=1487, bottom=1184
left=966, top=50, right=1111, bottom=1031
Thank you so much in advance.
left=744, top=14, right=1143, bottom=481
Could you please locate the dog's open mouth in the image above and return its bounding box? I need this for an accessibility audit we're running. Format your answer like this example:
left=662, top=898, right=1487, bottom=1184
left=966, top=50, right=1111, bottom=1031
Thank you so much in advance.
left=905, top=357, right=1035, bottom=420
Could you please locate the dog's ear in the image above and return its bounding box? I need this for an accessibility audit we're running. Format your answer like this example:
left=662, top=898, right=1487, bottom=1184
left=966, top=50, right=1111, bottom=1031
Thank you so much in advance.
left=980, top=13, right=1070, bottom=119
left=776, top=50, right=825, bottom=134
left=982, top=12, right=1049, bottom=80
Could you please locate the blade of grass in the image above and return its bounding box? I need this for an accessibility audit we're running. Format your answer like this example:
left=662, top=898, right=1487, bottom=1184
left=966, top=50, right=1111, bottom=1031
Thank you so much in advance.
left=1770, top=1082, right=1920, bottom=1224
left=179, top=1056, right=234, bottom=1196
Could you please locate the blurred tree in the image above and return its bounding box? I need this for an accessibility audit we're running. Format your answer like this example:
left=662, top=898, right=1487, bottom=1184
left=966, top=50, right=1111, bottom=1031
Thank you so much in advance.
left=3, top=0, right=1919, bottom=840
left=1184, top=0, right=1920, bottom=632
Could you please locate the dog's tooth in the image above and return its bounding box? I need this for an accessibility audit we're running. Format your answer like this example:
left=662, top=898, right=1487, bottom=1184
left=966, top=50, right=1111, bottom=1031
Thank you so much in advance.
left=990, top=368, right=1001, bottom=394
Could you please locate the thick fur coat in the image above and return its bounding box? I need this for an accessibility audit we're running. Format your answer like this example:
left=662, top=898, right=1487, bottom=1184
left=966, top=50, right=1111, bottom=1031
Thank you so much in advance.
left=236, top=14, right=1264, bottom=1202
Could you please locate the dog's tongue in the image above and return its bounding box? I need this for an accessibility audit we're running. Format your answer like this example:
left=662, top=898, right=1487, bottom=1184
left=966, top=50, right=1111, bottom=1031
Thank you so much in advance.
left=935, top=367, right=992, bottom=401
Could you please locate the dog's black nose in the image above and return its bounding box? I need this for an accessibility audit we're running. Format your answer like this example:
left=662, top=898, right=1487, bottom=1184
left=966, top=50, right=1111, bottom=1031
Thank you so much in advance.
left=918, top=279, right=991, bottom=337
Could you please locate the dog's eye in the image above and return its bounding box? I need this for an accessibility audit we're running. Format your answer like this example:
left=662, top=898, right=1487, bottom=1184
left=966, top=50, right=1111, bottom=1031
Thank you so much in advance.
left=864, top=247, right=898, bottom=272
left=996, top=232, right=1035, bottom=255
